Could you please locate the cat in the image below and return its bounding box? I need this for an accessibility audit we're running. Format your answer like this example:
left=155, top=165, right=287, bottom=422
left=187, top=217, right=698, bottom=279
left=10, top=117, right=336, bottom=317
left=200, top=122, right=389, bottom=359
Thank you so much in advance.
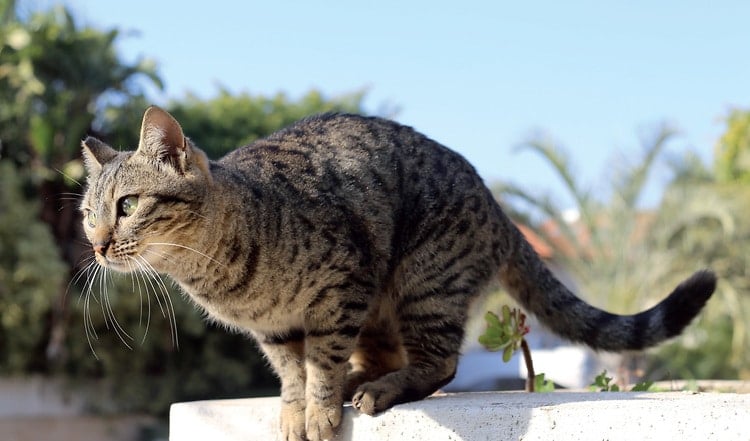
left=80, top=106, right=716, bottom=441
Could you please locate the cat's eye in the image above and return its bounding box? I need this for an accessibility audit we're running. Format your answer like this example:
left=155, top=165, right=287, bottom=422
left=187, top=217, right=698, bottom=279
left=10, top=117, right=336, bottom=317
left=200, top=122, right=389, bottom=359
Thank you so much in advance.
left=86, top=211, right=96, bottom=228
left=119, top=196, right=139, bottom=217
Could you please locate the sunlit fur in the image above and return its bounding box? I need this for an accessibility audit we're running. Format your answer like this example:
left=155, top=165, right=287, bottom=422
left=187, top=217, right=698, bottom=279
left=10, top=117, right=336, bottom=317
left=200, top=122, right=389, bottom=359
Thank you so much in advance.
left=80, top=107, right=716, bottom=441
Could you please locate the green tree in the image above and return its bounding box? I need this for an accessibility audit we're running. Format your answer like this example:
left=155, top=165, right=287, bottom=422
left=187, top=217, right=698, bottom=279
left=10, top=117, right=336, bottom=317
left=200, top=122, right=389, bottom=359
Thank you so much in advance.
left=493, top=124, right=734, bottom=383
left=650, top=109, right=750, bottom=380
left=0, top=162, right=68, bottom=373
left=496, top=124, right=683, bottom=314
left=165, top=88, right=365, bottom=158
left=0, top=2, right=162, bottom=370
left=714, top=109, right=750, bottom=183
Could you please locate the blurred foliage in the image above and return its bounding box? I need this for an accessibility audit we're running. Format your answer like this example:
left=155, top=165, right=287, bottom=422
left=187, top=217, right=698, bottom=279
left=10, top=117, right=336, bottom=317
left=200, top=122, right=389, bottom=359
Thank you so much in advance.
left=649, top=110, right=750, bottom=380
left=0, top=162, right=67, bottom=373
left=714, top=109, right=750, bottom=183
left=166, top=88, right=365, bottom=159
left=0, top=1, right=367, bottom=416
left=496, top=124, right=684, bottom=314
left=0, top=3, right=160, bottom=173
left=497, top=118, right=750, bottom=381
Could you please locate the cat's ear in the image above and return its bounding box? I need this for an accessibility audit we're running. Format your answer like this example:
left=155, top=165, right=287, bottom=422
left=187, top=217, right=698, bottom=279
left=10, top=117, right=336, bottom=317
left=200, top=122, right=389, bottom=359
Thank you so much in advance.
left=137, top=106, right=194, bottom=173
left=82, top=137, right=118, bottom=176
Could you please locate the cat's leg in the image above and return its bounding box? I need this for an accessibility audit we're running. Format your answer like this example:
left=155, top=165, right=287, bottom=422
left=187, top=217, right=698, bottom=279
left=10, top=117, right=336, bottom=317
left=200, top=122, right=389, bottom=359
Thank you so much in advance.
left=254, top=331, right=307, bottom=441
left=301, top=282, right=373, bottom=441
left=344, top=316, right=406, bottom=398
left=350, top=310, right=464, bottom=415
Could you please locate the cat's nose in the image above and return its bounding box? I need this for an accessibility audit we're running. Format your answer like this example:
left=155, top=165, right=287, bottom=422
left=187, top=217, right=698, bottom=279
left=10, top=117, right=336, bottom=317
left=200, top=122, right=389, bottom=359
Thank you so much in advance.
left=93, top=241, right=110, bottom=255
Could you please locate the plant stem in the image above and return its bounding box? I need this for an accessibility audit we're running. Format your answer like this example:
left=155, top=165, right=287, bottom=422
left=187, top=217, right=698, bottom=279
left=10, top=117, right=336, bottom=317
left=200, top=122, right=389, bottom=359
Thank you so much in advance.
left=521, top=338, right=535, bottom=392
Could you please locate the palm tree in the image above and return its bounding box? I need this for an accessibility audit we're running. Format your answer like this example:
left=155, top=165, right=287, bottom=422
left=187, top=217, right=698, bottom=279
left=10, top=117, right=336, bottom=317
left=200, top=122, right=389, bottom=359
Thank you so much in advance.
left=493, top=123, right=731, bottom=383
left=649, top=110, right=750, bottom=380
left=496, top=124, right=681, bottom=312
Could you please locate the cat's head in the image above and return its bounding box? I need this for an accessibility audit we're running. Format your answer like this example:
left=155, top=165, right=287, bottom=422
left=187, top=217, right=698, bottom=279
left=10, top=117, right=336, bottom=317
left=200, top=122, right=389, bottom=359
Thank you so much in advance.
left=80, top=106, right=212, bottom=274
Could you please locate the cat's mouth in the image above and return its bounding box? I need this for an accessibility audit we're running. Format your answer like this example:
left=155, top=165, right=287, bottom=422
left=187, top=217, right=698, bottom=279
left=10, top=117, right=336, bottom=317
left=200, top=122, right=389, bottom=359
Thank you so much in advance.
left=94, top=253, right=133, bottom=273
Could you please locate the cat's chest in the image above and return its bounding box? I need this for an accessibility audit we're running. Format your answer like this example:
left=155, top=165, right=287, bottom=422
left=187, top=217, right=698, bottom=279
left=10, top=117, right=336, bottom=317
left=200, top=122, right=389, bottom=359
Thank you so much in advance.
left=180, top=280, right=305, bottom=334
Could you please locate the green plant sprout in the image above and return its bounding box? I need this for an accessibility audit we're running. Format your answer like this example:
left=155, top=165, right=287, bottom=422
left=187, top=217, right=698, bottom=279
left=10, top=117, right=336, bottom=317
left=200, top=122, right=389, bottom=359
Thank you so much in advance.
left=533, top=373, right=556, bottom=392
left=479, top=305, right=552, bottom=392
left=590, top=370, right=620, bottom=392
left=590, top=370, right=655, bottom=392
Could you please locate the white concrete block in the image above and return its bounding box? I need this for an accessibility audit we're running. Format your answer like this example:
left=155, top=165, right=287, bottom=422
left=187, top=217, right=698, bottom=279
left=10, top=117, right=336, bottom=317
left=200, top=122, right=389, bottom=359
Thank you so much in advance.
left=170, top=391, right=750, bottom=441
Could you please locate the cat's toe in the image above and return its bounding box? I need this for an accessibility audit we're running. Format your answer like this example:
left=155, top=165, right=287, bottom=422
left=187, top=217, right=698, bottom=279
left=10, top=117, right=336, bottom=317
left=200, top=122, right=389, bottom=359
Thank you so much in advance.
left=279, top=400, right=306, bottom=441
left=305, top=402, right=341, bottom=441
left=351, top=382, right=399, bottom=416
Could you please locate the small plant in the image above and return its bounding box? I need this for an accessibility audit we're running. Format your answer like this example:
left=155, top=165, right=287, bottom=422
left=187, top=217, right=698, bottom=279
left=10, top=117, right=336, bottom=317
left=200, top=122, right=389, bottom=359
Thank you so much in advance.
left=533, top=373, right=556, bottom=392
left=590, top=370, right=620, bottom=392
left=630, top=380, right=655, bottom=392
left=589, top=370, right=655, bottom=392
left=479, top=305, right=551, bottom=392
left=478, top=305, right=529, bottom=362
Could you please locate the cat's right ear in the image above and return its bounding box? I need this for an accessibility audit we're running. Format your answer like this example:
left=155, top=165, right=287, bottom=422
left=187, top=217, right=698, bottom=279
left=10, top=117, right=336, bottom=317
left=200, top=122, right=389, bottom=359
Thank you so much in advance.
left=82, top=137, right=118, bottom=176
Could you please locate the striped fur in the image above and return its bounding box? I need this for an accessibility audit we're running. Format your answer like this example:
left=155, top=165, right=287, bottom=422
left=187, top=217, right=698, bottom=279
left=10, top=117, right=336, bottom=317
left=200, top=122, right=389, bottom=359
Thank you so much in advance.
left=81, top=107, right=715, bottom=441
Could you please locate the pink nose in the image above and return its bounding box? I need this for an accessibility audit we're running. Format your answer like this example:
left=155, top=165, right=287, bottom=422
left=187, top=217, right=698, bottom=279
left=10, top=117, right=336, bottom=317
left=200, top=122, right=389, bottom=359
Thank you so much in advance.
left=93, top=242, right=109, bottom=255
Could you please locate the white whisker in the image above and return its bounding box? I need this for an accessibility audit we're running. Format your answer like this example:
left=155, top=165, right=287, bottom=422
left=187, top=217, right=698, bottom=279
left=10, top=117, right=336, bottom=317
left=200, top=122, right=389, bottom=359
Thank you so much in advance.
left=135, top=255, right=179, bottom=349
left=147, top=242, right=225, bottom=267
left=55, top=168, right=83, bottom=188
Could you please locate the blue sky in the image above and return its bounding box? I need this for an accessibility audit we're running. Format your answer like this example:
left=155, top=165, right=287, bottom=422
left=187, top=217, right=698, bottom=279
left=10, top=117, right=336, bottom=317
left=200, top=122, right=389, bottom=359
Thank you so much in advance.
left=36, top=1, right=750, bottom=207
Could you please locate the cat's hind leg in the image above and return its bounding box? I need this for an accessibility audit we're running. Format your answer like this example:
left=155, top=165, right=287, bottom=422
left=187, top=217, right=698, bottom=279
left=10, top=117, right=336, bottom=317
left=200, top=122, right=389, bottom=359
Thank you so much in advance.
left=350, top=298, right=467, bottom=415
left=351, top=250, right=491, bottom=415
left=344, top=313, right=407, bottom=399
left=350, top=315, right=463, bottom=414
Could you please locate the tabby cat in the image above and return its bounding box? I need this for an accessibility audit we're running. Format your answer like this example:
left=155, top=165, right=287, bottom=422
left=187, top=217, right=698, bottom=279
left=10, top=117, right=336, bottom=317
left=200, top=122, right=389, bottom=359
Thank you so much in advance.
left=80, top=106, right=716, bottom=441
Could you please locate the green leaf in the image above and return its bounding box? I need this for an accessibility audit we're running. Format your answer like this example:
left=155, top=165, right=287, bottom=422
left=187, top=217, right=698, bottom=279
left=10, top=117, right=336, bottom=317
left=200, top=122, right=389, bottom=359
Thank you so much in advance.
left=484, top=311, right=501, bottom=328
left=533, top=373, right=555, bottom=392
left=631, top=380, right=654, bottom=392
left=502, top=345, right=514, bottom=363
left=501, top=304, right=511, bottom=324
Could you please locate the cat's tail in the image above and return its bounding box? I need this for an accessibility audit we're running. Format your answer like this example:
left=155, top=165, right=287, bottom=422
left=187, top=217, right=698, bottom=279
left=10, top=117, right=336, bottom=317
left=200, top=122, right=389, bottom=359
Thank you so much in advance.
left=498, top=225, right=717, bottom=352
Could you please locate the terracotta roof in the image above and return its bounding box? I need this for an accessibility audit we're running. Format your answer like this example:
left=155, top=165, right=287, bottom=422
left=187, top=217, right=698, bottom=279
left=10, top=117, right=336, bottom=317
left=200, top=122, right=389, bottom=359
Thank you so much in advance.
left=516, top=223, right=553, bottom=259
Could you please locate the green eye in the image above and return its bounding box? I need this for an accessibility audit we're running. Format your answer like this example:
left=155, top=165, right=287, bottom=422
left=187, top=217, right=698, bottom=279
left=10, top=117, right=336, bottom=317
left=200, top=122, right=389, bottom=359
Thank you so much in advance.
left=86, top=210, right=97, bottom=228
left=120, top=196, right=139, bottom=217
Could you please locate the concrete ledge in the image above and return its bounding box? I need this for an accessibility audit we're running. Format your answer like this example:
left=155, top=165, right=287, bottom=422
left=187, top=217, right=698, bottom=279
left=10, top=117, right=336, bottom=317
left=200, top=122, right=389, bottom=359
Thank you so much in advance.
left=170, top=391, right=750, bottom=440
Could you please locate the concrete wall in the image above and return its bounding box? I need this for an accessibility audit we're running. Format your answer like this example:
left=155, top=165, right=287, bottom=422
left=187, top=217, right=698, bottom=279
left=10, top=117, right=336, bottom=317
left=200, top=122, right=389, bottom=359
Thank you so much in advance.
left=170, top=391, right=750, bottom=441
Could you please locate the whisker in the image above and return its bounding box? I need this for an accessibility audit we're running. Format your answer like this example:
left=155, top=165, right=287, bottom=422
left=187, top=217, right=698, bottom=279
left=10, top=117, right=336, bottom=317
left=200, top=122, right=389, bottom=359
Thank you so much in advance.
left=55, top=168, right=83, bottom=188
left=132, top=261, right=153, bottom=345
left=147, top=242, right=225, bottom=267
left=142, top=247, right=180, bottom=268
left=137, top=255, right=179, bottom=349
left=80, top=261, right=101, bottom=359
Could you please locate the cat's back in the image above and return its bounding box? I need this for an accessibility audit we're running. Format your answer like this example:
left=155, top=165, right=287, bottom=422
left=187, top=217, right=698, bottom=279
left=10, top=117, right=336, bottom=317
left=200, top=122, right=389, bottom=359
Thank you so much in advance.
left=219, top=113, right=483, bottom=202
left=216, top=114, right=497, bottom=263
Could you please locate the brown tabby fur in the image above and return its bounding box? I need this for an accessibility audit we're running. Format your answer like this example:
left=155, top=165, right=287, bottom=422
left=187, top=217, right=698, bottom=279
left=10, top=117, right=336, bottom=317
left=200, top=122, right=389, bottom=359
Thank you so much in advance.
left=80, top=107, right=716, bottom=441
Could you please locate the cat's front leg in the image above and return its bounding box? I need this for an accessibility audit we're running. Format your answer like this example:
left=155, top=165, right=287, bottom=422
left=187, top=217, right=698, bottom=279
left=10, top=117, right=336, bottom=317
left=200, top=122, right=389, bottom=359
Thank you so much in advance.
left=302, top=301, right=365, bottom=441
left=255, top=331, right=307, bottom=441
left=302, top=333, right=351, bottom=441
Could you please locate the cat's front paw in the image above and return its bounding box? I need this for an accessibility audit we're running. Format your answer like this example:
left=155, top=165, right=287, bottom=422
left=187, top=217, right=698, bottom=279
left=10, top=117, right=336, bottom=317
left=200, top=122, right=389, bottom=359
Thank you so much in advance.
left=305, top=401, right=342, bottom=441
left=279, top=400, right=306, bottom=441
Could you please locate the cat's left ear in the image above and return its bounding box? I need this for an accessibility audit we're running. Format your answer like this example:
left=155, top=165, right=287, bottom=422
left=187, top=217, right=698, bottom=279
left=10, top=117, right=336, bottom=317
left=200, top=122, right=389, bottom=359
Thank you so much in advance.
left=82, top=137, right=118, bottom=176
left=137, top=106, right=198, bottom=174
